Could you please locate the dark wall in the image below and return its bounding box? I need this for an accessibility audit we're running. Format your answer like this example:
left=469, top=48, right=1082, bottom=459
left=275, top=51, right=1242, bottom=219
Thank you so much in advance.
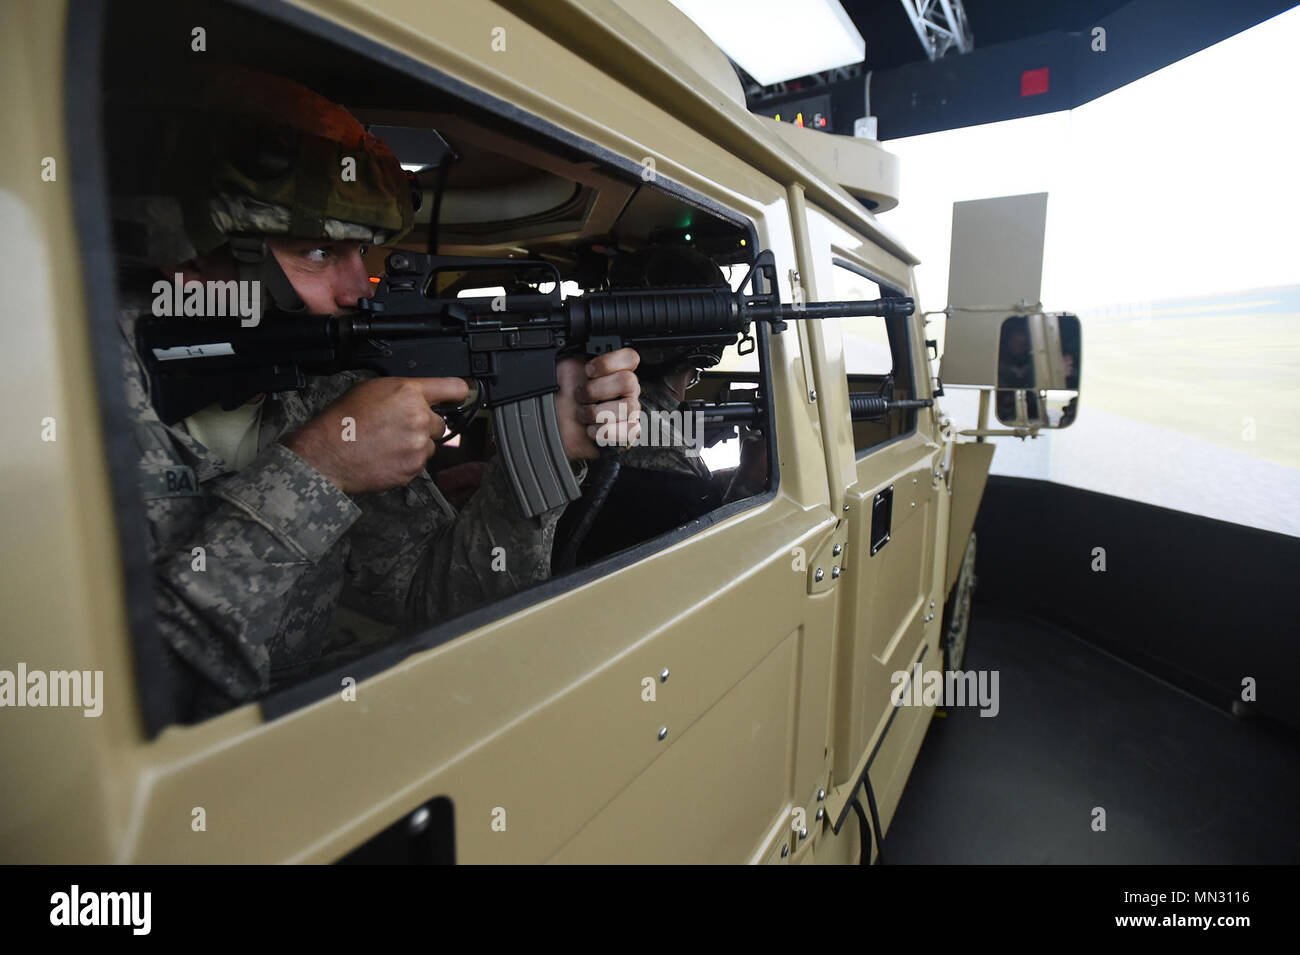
left=973, top=476, right=1299, bottom=732
left=872, top=0, right=1294, bottom=139
left=757, top=0, right=1295, bottom=141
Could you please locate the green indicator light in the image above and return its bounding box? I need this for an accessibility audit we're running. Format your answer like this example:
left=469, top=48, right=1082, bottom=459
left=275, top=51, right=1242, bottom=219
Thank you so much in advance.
left=684, top=233, right=692, bottom=241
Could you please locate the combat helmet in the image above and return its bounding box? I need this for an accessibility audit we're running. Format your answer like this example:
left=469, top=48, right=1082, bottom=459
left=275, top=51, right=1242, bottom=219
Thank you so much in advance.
left=606, top=245, right=730, bottom=380
left=109, top=64, right=419, bottom=310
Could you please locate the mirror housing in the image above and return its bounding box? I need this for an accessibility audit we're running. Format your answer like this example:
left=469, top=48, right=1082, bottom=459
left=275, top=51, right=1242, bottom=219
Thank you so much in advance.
left=993, top=312, right=1081, bottom=429
left=939, top=192, right=1082, bottom=435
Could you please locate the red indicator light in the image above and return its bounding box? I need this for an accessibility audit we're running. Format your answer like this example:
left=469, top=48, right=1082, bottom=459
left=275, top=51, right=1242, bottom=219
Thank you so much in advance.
left=1020, top=67, right=1050, bottom=97
left=369, top=276, right=381, bottom=284
left=818, top=117, right=826, bottom=127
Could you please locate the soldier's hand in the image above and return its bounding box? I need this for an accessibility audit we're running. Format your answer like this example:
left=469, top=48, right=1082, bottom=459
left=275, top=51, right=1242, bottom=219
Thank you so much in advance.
left=557, top=349, right=642, bottom=460
left=283, top=377, right=470, bottom=494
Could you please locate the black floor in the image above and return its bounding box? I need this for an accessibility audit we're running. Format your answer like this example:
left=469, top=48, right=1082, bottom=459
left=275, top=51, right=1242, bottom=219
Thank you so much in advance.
left=883, top=604, right=1300, bottom=864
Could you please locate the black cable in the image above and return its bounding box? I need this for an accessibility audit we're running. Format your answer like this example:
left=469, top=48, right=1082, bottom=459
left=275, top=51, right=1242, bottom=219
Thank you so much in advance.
left=552, top=446, right=620, bottom=573
left=851, top=795, right=871, bottom=866
left=862, top=771, right=885, bottom=866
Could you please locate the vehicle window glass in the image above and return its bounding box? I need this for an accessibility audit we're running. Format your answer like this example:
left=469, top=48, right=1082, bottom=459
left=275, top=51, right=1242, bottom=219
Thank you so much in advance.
left=828, top=262, right=916, bottom=453
left=830, top=266, right=891, bottom=376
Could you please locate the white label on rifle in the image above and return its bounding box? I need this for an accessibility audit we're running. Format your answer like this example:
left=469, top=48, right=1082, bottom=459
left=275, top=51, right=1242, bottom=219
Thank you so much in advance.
left=151, top=343, right=235, bottom=361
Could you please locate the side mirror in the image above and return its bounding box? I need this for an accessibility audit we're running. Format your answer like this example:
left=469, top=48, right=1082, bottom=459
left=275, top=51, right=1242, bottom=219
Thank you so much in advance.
left=995, top=312, right=1081, bottom=428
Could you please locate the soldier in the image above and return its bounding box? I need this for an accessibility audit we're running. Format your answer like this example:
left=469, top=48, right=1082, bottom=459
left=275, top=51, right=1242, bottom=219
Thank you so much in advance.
left=553, top=246, right=767, bottom=566
left=607, top=246, right=765, bottom=498
left=110, top=66, right=641, bottom=719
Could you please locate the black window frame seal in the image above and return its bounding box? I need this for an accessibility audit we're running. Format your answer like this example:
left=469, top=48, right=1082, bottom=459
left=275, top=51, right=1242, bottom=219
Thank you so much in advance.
left=67, top=0, right=179, bottom=735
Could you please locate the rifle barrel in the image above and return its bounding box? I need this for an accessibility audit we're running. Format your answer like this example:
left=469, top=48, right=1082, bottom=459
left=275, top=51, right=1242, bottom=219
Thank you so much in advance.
left=778, top=298, right=915, bottom=321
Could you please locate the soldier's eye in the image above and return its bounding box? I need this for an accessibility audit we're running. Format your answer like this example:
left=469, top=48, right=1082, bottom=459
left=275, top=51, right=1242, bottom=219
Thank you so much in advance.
left=303, top=247, right=331, bottom=263
left=358, top=244, right=370, bottom=257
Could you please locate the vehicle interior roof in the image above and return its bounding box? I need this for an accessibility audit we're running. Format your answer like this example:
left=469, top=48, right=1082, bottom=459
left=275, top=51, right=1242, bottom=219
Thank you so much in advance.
left=103, top=0, right=752, bottom=283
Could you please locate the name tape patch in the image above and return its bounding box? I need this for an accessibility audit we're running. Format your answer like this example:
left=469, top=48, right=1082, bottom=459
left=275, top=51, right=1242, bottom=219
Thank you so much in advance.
left=141, top=463, right=201, bottom=499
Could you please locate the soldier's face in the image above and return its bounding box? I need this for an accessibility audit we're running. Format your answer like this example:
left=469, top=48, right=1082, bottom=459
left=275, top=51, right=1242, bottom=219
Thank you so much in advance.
left=268, top=237, right=375, bottom=315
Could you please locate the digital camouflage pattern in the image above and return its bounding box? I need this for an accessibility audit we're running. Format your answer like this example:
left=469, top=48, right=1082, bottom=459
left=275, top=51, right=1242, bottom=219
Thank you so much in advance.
left=119, top=284, right=571, bottom=718
left=620, top=377, right=711, bottom=480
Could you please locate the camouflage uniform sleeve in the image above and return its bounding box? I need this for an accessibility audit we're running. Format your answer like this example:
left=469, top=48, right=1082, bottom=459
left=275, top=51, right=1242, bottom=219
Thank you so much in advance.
left=342, top=455, right=583, bottom=628
left=120, top=319, right=362, bottom=711
left=619, top=377, right=712, bottom=479
left=153, top=444, right=362, bottom=709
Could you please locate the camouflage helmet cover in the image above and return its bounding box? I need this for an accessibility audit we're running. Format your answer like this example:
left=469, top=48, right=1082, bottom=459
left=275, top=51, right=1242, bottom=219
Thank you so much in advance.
left=112, top=65, right=415, bottom=264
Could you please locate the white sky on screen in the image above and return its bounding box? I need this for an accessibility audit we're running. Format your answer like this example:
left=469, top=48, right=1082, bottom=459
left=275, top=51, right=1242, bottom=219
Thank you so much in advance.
left=879, top=6, right=1300, bottom=313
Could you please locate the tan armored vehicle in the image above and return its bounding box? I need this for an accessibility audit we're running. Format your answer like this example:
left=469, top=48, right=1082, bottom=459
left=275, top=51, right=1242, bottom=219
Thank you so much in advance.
left=0, top=0, right=1078, bottom=863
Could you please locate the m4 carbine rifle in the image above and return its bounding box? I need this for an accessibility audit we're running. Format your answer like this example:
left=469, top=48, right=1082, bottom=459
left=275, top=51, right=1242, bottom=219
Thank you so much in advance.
left=138, top=249, right=917, bottom=517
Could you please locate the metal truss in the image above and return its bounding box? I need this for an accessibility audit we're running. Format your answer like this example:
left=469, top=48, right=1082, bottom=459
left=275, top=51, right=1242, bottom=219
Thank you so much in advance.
left=900, top=0, right=973, bottom=61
